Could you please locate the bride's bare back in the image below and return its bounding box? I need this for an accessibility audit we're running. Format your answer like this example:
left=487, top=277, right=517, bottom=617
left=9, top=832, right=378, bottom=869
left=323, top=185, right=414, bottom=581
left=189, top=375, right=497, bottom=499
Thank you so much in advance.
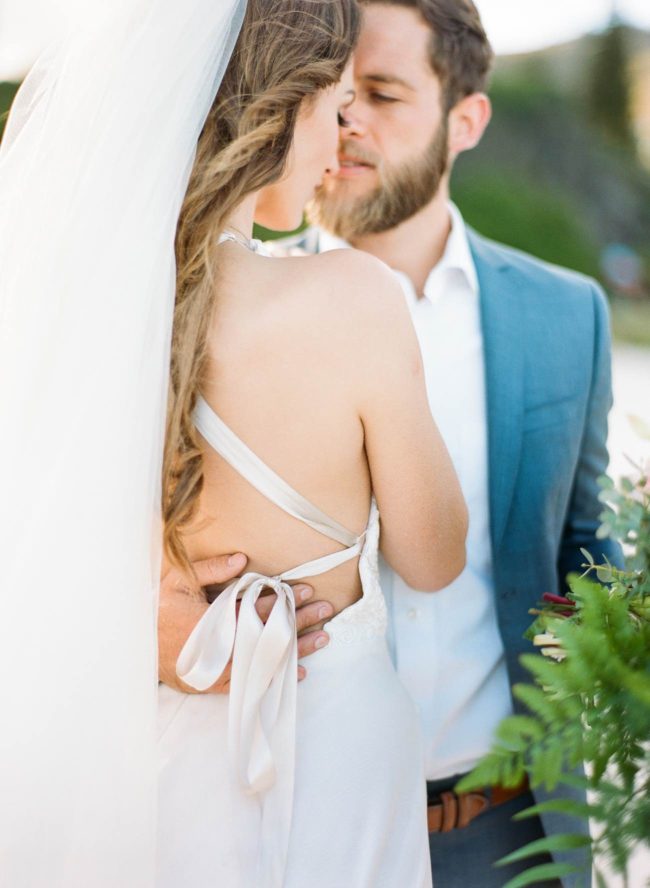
left=180, top=243, right=467, bottom=621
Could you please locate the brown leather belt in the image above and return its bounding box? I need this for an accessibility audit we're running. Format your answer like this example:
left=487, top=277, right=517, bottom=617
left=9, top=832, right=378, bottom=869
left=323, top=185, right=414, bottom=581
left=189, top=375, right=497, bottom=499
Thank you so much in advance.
left=427, top=776, right=530, bottom=833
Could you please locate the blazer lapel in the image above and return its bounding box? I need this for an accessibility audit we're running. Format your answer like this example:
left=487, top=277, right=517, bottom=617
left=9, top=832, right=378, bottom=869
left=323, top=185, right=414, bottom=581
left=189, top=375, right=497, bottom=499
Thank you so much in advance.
left=469, top=231, right=525, bottom=555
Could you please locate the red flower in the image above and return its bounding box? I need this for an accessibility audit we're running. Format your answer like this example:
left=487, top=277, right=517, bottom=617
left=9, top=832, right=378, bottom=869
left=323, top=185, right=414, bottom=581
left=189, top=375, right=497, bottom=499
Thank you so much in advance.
left=542, top=592, right=576, bottom=617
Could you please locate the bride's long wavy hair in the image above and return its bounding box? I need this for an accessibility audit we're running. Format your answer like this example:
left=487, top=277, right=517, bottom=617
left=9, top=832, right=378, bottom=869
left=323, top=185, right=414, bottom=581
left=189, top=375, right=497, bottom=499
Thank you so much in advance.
left=164, top=0, right=360, bottom=571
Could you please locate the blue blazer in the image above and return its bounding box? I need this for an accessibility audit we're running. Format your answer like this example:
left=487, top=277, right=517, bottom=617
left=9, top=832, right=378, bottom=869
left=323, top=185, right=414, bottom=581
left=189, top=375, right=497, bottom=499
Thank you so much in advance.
left=466, top=230, right=623, bottom=879
left=468, top=229, right=624, bottom=693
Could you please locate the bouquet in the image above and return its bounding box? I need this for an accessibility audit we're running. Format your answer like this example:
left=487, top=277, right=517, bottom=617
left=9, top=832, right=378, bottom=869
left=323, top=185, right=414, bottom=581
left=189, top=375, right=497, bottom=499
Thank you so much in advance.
left=458, top=418, right=650, bottom=888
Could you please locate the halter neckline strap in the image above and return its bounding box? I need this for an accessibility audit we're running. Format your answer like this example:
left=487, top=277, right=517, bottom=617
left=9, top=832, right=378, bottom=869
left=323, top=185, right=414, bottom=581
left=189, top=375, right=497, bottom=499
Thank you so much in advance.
left=193, top=395, right=361, bottom=549
left=218, top=229, right=263, bottom=253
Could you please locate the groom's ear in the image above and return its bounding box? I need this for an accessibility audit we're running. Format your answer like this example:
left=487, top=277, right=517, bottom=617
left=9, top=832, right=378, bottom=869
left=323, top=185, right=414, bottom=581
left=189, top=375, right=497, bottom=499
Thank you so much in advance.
left=447, top=93, right=492, bottom=160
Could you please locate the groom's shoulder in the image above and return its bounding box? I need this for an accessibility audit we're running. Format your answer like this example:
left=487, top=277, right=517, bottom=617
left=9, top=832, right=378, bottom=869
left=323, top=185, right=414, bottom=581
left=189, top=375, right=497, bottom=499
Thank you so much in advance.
left=469, top=228, right=605, bottom=307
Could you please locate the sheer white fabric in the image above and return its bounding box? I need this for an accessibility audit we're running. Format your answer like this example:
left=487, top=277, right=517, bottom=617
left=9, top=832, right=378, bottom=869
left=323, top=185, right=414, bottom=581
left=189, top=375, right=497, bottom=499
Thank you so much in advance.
left=0, top=2, right=245, bottom=886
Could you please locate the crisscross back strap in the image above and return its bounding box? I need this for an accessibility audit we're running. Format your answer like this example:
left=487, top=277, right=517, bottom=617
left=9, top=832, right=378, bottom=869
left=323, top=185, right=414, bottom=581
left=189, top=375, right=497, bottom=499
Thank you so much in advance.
left=193, top=395, right=359, bottom=548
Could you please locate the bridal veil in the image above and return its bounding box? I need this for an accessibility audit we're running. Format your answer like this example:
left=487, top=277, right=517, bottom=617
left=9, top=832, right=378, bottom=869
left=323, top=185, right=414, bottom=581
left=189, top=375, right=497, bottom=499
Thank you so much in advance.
left=0, top=1, right=246, bottom=884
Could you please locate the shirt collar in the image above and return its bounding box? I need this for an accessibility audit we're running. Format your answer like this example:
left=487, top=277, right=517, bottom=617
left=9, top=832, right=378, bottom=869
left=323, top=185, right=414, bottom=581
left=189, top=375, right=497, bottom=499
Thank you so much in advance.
left=317, top=228, right=351, bottom=254
left=422, top=203, right=478, bottom=304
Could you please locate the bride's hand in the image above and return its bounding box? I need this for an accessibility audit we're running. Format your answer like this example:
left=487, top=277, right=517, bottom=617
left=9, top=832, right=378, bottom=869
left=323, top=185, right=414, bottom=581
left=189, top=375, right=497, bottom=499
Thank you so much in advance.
left=158, top=554, right=332, bottom=694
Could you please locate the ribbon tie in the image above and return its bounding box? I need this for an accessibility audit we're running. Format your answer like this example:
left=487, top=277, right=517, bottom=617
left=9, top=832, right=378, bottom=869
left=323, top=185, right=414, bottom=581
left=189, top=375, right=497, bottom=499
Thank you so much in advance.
left=174, top=544, right=364, bottom=886
left=176, top=571, right=297, bottom=795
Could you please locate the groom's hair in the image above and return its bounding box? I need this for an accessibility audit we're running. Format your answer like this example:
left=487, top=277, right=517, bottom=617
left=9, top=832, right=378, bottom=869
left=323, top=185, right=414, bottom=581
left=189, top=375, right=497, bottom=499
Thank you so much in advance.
left=363, top=0, right=494, bottom=111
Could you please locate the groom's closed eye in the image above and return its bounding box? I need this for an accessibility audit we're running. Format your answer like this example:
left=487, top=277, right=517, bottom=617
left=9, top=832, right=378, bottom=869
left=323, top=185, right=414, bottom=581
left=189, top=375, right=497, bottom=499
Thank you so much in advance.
left=369, top=92, right=399, bottom=104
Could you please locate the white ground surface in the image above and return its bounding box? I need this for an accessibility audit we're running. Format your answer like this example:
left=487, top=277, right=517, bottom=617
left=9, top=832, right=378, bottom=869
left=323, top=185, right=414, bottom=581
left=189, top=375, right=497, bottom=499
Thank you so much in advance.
left=609, top=344, right=650, bottom=483
left=594, top=344, right=649, bottom=887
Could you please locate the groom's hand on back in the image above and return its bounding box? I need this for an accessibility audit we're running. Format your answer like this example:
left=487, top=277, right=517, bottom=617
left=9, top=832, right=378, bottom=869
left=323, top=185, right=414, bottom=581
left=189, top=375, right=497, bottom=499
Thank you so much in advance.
left=158, top=553, right=332, bottom=694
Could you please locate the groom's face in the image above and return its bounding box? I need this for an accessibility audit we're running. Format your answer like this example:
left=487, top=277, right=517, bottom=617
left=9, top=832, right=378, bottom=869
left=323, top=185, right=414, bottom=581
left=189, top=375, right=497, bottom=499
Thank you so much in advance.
left=311, top=3, right=449, bottom=239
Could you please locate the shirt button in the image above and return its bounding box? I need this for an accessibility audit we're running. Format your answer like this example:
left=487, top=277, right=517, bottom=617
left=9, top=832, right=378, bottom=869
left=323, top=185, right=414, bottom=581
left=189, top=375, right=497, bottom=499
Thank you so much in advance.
left=407, top=608, right=419, bottom=621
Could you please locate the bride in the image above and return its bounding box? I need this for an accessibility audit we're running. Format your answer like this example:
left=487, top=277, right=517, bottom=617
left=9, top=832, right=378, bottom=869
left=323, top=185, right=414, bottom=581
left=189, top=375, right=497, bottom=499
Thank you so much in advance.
left=0, top=0, right=466, bottom=886
left=157, top=1, right=466, bottom=886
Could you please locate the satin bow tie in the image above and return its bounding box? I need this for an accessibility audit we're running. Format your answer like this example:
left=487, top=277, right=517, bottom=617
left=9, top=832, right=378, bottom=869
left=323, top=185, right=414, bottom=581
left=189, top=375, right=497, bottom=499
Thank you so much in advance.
left=177, top=571, right=298, bottom=795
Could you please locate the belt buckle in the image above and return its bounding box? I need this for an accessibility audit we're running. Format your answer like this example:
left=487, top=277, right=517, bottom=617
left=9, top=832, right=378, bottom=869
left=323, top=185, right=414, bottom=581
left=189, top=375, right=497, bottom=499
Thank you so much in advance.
left=427, top=789, right=489, bottom=833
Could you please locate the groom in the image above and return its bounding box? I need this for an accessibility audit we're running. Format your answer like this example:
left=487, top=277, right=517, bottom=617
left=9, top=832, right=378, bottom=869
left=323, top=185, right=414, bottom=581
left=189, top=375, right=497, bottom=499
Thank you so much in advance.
left=299, top=0, right=623, bottom=884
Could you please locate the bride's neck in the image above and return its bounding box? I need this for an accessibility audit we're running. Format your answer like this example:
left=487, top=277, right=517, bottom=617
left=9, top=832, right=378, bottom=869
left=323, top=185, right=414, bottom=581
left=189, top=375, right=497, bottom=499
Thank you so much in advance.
left=223, top=193, right=257, bottom=240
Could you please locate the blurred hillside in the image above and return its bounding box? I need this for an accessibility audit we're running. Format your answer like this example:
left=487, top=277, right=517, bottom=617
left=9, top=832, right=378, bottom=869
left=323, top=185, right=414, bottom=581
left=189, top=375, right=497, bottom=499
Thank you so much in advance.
left=497, top=25, right=650, bottom=166
left=453, top=25, right=650, bottom=287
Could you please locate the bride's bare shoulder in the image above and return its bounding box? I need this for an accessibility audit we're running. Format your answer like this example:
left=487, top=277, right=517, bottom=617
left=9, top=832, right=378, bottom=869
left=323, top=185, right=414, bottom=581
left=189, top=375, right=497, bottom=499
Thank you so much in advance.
left=299, top=247, right=397, bottom=295
left=280, top=248, right=408, bottom=326
left=268, top=247, right=418, bottom=380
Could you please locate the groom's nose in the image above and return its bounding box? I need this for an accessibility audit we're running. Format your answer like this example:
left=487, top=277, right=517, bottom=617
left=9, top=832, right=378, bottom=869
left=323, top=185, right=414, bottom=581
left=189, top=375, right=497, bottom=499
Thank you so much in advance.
left=338, top=100, right=367, bottom=140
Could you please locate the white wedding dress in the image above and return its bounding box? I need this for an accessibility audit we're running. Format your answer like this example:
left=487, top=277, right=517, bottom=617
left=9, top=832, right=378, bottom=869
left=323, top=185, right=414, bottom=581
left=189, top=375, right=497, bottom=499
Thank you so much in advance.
left=157, top=395, right=433, bottom=888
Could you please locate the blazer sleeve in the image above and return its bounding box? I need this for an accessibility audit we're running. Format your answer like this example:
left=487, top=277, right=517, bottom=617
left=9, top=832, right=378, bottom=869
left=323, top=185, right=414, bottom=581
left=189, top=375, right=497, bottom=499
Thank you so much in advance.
left=557, top=282, right=625, bottom=588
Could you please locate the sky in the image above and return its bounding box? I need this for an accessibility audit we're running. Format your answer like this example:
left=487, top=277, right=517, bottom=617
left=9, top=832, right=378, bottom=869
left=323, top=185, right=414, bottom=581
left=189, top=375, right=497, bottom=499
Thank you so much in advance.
left=1, top=0, right=650, bottom=80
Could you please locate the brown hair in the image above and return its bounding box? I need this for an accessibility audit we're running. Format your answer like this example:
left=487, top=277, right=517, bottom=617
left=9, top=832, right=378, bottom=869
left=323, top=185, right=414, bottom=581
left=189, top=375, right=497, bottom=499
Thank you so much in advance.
left=363, top=0, right=493, bottom=110
left=164, top=0, right=360, bottom=571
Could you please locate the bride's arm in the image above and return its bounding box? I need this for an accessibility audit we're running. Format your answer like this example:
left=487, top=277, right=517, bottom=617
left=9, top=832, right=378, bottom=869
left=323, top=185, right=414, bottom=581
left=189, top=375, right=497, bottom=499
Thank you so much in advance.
left=350, top=257, right=468, bottom=591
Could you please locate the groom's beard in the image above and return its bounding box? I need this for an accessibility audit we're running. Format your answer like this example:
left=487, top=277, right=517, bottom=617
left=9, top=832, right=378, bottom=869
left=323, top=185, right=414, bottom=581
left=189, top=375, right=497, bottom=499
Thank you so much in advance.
left=309, top=119, right=449, bottom=241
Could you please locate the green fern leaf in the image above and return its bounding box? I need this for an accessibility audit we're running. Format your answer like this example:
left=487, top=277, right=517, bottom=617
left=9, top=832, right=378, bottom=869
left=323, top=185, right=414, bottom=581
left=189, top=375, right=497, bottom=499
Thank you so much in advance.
left=500, top=862, right=581, bottom=888
left=496, top=833, right=591, bottom=866
left=512, top=798, right=595, bottom=822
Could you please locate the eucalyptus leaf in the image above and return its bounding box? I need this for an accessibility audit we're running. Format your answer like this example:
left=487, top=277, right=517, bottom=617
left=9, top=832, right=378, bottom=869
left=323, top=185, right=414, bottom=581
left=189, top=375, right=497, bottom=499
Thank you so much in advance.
left=580, top=548, right=595, bottom=565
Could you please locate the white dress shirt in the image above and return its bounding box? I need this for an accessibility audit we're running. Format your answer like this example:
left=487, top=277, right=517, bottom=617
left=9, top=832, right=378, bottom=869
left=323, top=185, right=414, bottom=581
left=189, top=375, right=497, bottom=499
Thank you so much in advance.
left=319, top=204, right=513, bottom=780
